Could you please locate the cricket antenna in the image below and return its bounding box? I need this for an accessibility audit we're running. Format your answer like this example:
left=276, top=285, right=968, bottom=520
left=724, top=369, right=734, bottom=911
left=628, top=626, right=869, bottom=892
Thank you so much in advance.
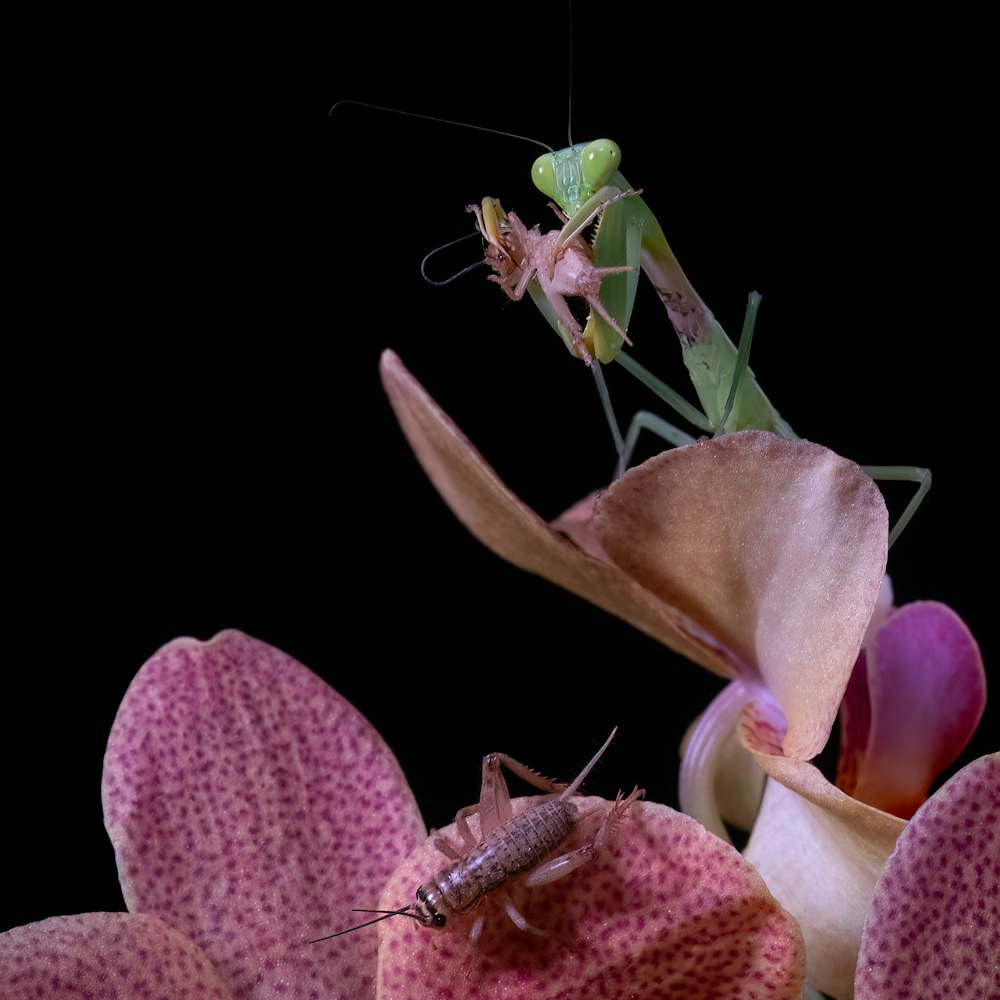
left=420, top=231, right=486, bottom=286
left=308, top=906, right=421, bottom=944
left=329, top=101, right=554, bottom=153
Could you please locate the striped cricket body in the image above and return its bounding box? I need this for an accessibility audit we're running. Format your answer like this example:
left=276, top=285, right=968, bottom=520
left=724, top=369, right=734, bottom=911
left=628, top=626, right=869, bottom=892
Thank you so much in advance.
left=312, top=728, right=642, bottom=944
left=418, top=797, right=578, bottom=917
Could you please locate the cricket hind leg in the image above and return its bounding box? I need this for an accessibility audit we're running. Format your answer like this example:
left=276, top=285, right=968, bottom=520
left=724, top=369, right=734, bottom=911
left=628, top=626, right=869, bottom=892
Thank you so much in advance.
left=521, top=786, right=644, bottom=888
left=440, top=748, right=569, bottom=855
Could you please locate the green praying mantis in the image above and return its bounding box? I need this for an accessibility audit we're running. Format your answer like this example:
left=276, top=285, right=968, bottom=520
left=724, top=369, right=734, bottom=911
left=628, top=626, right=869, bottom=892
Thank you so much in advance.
left=464, top=136, right=930, bottom=547
left=332, top=99, right=930, bottom=547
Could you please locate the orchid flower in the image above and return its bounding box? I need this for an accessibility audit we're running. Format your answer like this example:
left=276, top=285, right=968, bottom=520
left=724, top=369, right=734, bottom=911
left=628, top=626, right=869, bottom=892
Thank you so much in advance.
left=1, top=630, right=809, bottom=1000
left=378, top=349, right=995, bottom=999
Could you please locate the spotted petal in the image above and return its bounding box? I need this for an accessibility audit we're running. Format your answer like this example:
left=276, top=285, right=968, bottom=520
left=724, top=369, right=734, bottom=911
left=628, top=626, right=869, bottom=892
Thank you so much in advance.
left=0, top=912, right=234, bottom=999
left=102, top=630, right=426, bottom=1000
left=855, top=752, right=1000, bottom=999
left=374, top=797, right=805, bottom=999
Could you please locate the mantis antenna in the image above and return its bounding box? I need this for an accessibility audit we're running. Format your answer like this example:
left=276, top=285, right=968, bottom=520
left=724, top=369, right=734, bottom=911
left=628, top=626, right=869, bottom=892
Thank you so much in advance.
left=329, top=100, right=553, bottom=153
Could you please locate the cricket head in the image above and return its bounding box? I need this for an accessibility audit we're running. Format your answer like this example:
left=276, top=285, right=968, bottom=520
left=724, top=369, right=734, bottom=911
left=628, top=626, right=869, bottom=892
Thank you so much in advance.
left=309, top=882, right=452, bottom=944
left=412, top=883, right=452, bottom=929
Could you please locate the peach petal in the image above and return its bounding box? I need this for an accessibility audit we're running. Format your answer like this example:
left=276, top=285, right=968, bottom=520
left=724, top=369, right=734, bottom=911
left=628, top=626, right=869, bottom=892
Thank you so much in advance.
left=839, top=602, right=986, bottom=818
left=594, top=431, right=888, bottom=759
left=743, top=755, right=905, bottom=1000
left=102, top=630, right=425, bottom=1000
left=855, top=752, right=1000, bottom=999
left=375, top=797, right=805, bottom=999
left=380, top=348, right=721, bottom=673
left=0, top=912, right=234, bottom=999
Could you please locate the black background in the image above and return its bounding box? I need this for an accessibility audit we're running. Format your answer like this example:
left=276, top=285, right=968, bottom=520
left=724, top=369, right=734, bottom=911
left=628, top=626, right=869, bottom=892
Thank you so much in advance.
left=4, top=9, right=995, bottom=936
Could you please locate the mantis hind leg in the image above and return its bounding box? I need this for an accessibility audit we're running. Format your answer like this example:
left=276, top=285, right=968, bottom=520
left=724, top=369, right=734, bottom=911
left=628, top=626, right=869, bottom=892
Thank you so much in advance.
left=863, top=465, right=932, bottom=548
left=596, top=292, right=765, bottom=477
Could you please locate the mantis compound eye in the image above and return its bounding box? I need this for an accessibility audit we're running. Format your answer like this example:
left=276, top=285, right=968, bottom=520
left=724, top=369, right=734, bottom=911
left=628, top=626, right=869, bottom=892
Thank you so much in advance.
left=531, top=152, right=558, bottom=199
left=580, top=139, right=621, bottom=192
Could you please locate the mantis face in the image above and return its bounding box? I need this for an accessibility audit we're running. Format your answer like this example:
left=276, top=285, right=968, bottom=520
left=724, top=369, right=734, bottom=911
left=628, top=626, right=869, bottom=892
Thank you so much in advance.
left=531, top=139, right=622, bottom=215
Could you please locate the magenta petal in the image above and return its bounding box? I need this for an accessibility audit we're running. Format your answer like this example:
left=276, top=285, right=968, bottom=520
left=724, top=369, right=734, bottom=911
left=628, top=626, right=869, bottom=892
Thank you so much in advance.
left=840, top=602, right=986, bottom=818
left=855, top=753, right=1000, bottom=999
left=102, top=630, right=426, bottom=1000
left=0, top=912, right=234, bottom=999
left=374, top=798, right=805, bottom=999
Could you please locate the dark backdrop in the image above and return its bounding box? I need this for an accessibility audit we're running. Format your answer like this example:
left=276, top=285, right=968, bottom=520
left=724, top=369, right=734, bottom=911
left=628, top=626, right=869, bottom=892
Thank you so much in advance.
left=5, top=9, right=994, bottom=935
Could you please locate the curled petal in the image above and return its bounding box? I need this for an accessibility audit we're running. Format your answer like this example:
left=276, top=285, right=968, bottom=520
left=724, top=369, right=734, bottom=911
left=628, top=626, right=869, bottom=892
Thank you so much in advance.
left=0, top=912, right=234, bottom=999
left=102, top=630, right=425, bottom=1000
left=679, top=680, right=767, bottom=840
left=380, top=349, right=721, bottom=673
left=743, top=756, right=905, bottom=1000
left=594, top=431, right=888, bottom=759
left=855, top=753, right=1000, bottom=999
left=374, top=797, right=805, bottom=1000
left=837, top=601, right=986, bottom=818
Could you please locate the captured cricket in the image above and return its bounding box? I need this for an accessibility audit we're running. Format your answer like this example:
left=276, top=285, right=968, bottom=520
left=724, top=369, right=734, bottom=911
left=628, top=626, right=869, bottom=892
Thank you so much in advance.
left=311, top=728, right=642, bottom=945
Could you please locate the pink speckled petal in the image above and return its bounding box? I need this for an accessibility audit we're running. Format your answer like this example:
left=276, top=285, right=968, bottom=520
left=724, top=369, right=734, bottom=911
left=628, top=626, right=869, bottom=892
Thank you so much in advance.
left=856, top=753, right=1000, bottom=999
left=374, top=797, right=805, bottom=1000
left=102, top=630, right=426, bottom=1000
left=837, top=602, right=986, bottom=818
left=380, top=349, right=720, bottom=674
left=594, top=431, right=888, bottom=760
left=0, top=912, right=233, bottom=999
left=743, top=754, right=905, bottom=1000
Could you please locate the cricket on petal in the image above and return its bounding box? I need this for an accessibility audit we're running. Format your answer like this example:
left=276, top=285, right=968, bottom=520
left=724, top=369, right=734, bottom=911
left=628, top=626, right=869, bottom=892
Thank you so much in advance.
left=313, top=727, right=643, bottom=945
left=378, top=350, right=992, bottom=1000
left=1, top=631, right=810, bottom=1000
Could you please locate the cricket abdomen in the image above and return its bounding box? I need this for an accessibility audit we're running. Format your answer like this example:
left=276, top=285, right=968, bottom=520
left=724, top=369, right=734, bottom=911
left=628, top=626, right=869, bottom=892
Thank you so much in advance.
left=430, top=798, right=577, bottom=914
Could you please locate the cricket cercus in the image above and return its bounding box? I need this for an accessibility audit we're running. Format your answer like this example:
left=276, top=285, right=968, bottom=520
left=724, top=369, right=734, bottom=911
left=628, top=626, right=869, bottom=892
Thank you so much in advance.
left=315, top=728, right=643, bottom=944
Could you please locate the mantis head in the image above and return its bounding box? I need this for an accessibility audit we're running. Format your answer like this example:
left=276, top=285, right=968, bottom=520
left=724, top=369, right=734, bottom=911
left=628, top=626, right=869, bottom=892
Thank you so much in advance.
left=531, top=139, right=622, bottom=214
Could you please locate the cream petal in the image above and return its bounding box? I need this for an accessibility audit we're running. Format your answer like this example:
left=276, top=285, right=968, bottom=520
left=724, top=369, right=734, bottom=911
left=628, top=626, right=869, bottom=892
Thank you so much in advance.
left=743, top=755, right=904, bottom=1000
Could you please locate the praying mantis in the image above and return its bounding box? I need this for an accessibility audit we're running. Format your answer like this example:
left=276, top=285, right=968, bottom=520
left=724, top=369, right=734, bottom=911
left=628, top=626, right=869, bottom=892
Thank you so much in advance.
left=465, top=137, right=931, bottom=546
